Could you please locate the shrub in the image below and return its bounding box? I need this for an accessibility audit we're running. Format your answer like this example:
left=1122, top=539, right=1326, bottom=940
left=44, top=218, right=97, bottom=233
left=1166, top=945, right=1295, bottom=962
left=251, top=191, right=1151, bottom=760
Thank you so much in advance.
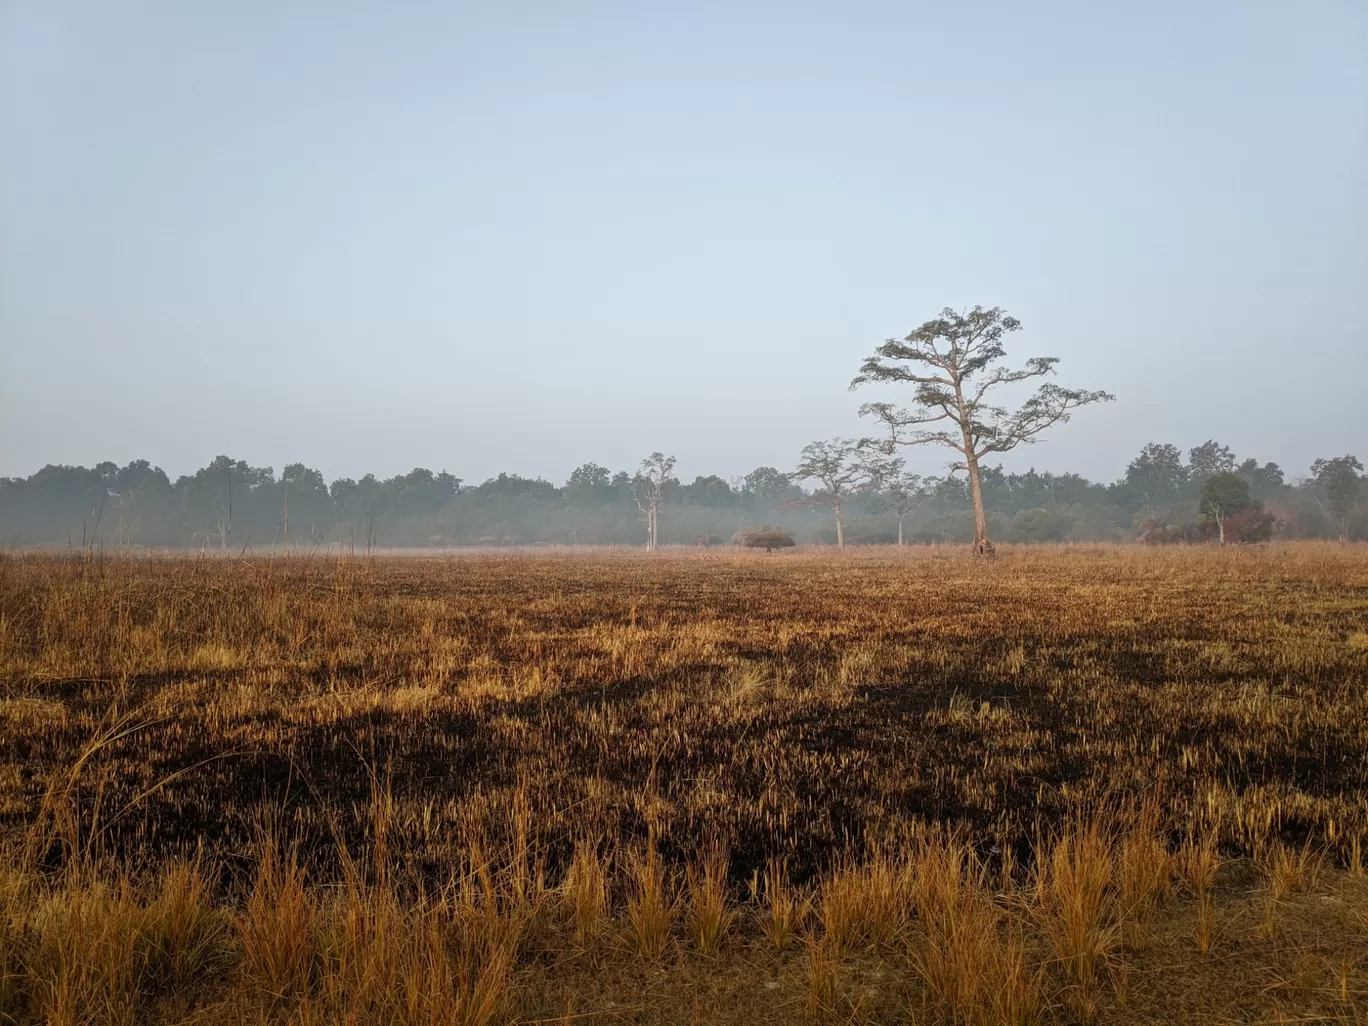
left=732, top=527, right=796, bottom=552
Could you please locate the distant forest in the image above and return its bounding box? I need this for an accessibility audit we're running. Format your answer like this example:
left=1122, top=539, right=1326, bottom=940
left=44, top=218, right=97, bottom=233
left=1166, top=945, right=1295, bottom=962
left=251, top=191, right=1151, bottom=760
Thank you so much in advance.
left=2, top=440, right=1363, bottom=551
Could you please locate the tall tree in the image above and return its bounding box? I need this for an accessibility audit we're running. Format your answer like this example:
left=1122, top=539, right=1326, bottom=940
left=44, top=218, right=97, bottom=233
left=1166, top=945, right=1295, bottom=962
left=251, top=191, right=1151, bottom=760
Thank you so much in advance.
left=1124, top=443, right=1187, bottom=506
left=1238, top=458, right=1285, bottom=499
left=793, top=439, right=892, bottom=548
left=1310, top=455, right=1364, bottom=542
left=1187, top=440, right=1237, bottom=482
left=743, top=466, right=790, bottom=502
left=852, top=306, right=1113, bottom=554
left=565, top=463, right=613, bottom=506
left=633, top=453, right=676, bottom=551
left=567, top=462, right=610, bottom=491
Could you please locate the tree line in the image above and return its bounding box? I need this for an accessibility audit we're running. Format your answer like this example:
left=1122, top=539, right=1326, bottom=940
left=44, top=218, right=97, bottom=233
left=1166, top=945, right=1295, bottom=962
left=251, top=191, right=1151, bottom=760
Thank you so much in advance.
left=1, top=441, right=1361, bottom=551
left=2, top=306, right=1362, bottom=550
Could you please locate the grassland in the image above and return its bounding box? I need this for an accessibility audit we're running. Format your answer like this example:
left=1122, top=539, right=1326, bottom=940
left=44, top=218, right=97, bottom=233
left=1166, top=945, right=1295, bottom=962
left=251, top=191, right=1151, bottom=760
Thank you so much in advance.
left=1, top=544, right=1366, bottom=1024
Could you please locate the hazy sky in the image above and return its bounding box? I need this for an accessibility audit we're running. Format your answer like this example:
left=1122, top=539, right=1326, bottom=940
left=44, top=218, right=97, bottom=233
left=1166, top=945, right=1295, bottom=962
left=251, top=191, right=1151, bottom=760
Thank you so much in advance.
left=3, top=2, right=1365, bottom=487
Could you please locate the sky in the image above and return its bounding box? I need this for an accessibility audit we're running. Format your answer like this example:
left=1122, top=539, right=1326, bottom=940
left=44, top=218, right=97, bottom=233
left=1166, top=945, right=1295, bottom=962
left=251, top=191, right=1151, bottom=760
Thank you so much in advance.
left=2, top=1, right=1365, bottom=488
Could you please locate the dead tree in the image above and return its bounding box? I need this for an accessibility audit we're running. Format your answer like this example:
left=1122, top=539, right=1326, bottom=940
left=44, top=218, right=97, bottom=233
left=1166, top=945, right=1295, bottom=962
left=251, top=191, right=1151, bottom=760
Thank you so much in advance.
left=633, top=452, right=676, bottom=551
left=852, top=306, right=1113, bottom=555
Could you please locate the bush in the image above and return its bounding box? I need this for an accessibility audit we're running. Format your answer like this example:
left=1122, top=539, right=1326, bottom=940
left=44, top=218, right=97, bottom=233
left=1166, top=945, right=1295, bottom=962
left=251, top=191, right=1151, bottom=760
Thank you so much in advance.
left=733, top=527, right=796, bottom=552
left=1136, top=514, right=1198, bottom=545
left=1202, top=507, right=1275, bottom=544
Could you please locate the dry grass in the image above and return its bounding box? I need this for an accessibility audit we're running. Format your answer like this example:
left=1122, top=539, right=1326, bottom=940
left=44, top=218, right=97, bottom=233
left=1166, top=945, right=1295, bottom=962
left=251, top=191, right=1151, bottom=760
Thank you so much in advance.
left=561, top=840, right=609, bottom=947
left=624, top=840, right=676, bottom=961
left=0, top=544, right=1366, bottom=1022
left=686, top=845, right=735, bottom=956
left=758, top=857, right=807, bottom=953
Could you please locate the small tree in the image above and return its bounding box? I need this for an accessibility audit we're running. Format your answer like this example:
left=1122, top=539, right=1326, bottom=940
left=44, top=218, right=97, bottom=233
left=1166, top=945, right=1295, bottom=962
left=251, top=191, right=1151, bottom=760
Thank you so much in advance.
left=1310, top=455, right=1363, bottom=542
left=633, top=453, right=676, bottom=551
left=852, top=306, right=1113, bottom=555
left=1199, top=471, right=1253, bottom=545
left=793, top=439, right=892, bottom=548
left=866, top=463, right=927, bottom=546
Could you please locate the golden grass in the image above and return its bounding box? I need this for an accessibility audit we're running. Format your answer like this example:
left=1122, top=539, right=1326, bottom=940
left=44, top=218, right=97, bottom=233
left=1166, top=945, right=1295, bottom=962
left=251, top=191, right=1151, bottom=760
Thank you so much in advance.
left=0, top=544, right=1366, bottom=1022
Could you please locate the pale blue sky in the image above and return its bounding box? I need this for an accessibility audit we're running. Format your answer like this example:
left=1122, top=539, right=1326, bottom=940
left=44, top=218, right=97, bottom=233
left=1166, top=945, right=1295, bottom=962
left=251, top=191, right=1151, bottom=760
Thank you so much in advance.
left=2, top=1, right=1365, bottom=486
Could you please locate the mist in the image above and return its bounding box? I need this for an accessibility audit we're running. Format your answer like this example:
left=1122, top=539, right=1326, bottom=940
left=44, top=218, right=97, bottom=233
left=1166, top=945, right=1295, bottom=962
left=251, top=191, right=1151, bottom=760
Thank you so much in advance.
left=2, top=2, right=1365, bottom=515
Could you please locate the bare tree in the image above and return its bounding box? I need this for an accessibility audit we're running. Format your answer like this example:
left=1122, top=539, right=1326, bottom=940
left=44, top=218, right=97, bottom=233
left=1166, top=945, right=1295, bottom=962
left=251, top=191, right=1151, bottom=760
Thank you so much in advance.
left=633, top=452, right=676, bottom=551
left=793, top=438, right=893, bottom=548
left=852, top=306, right=1113, bottom=555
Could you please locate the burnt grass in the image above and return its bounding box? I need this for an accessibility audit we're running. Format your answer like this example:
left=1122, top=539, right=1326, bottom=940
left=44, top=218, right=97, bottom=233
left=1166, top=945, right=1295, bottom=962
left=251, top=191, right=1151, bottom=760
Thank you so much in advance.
left=1, top=545, right=1366, bottom=886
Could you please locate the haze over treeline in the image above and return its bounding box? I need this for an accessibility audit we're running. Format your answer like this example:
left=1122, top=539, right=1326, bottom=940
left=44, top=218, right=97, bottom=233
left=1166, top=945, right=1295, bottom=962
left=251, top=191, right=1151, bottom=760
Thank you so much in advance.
left=3, top=4, right=1366, bottom=487
left=2, top=440, right=1363, bottom=550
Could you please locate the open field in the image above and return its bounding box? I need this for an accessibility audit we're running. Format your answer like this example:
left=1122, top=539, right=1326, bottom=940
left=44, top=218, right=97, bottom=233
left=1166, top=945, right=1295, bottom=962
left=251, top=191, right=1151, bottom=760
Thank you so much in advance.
left=1, top=545, right=1367, bottom=1024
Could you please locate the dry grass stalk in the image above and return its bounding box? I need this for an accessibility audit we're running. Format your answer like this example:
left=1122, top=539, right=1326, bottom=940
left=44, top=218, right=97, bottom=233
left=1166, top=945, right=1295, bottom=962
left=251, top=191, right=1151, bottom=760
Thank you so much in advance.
left=561, top=841, right=609, bottom=947
left=1175, top=832, right=1223, bottom=897
left=1193, top=892, right=1216, bottom=957
left=1261, top=840, right=1324, bottom=902
left=804, top=934, right=842, bottom=1021
left=818, top=851, right=907, bottom=954
left=686, top=845, right=734, bottom=955
left=624, top=842, right=675, bottom=961
left=240, top=842, right=317, bottom=1002
left=140, top=859, right=227, bottom=991
left=759, top=857, right=806, bottom=952
left=314, top=883, right=514, bottom=1026
left=906, top=839, right=1035, bottom=1024
left=31, top=876, right=144, bottom=1026
left=1036, top=816, right=1123, bottom=1020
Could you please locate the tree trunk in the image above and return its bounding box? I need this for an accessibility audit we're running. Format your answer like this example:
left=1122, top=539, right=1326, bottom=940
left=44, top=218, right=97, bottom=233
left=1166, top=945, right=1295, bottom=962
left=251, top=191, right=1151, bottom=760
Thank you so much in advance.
left=964, top=451, right=994, bottom=556
left=1217, top=514, right=1224, bottom=545
left=954, top=383, right=994, bottom=557
left=834, top=499, right=844, bottom=548
left=897, top=520, right=903, bottom=547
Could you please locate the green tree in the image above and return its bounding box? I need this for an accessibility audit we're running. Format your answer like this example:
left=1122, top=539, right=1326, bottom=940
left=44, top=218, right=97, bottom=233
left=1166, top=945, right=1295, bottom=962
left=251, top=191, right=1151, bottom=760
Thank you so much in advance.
left=281, top=463, right=328, bottom=499
left=566, top=462, right=610, bottom=491
left=1237, top=458, right=1285, bottom=499
left=1124, top=442, right=1187, bottom=505
left=1187, top=440, right=1236, bottom=482
left=852, top=306, right=1113, bottom=555
left=1199, top=471, right=1253, bottom=545
left=742, top=467, right=789, bottom=502
left=1310, top=455, right=1364, bottom=542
